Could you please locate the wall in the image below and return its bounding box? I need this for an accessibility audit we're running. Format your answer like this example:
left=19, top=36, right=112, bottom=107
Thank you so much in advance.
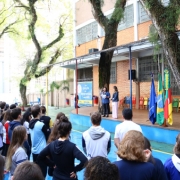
left=76, top=0, right=116, bottom=26
left=27, top=80, right=74, bottom=107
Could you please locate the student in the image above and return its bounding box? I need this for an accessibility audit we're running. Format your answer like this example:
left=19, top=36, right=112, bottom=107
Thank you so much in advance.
left=164, top=133, right=180, bottom=180
left=47, top=113, right=65, bottom=144
left=38, top=116, right=87, bottom=180
left=0, top=155, right=5, bottom=180
left=101, top=87, right=110, bottom=117
left=144, top=137, right=168, bottom=180
left=53, top=112, right=65, bottom=125
left=29, top=105, right=49, bottom=178
left=8, top=108, right=30, bottom=158
left=84, top=156, right=119, bottom=180
left=9, top=104, right=16, bottom=110
left=114, top=130, right=156, bottom=180
left=12, top=161, right=44, bottom=180
left=82, top=112, right=111, bottom=159
left=114, top=108, right=142, bottom=150
left=5, top=126, right=28, bottom=176
left=21, top=110, right=32, bottom=160
left=0, top=101, right=6, bottom=121
left=40, top=106, right=53, bottom=137
left=112, top=86, right=119, bottom=119
left=2, top=110, right=13, bottom=157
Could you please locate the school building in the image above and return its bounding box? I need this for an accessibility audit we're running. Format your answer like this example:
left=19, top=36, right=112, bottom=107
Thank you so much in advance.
left=59, top=0, right=180, bottom=109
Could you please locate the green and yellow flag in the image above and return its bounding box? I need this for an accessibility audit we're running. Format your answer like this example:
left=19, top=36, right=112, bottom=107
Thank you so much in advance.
left=156, top=73, right=164, bottom=125
left=164, top=69, right=173, bottom=125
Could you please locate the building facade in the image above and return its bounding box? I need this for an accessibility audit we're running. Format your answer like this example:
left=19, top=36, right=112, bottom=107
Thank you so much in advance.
left=60, top=0, right=179, bottom=109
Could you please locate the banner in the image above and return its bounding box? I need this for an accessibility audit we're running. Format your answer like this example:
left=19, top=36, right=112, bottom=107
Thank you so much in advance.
left=78, top=81, right=92, bottom=107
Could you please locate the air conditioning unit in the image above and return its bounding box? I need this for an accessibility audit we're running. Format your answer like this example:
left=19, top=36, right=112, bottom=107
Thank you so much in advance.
left=89, top=48, right=98, bottom=54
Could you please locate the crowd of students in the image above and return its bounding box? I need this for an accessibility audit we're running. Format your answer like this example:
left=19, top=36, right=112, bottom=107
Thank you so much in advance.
left=0, top=100, right=180, bottom=180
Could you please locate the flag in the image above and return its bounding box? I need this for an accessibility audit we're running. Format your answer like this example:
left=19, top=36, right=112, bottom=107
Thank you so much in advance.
left=149, top=75, right=157, bottom=124
left=164, top=89, right=173, bottom=125
left=156, top=73, right=164, bottom=125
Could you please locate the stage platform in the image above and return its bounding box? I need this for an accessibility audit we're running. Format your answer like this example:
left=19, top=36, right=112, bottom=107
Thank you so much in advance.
left=71, top=106, right=180, bottom=145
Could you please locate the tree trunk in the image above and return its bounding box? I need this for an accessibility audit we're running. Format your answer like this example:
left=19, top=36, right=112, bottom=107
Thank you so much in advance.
left=20, top=82, right=28, bottom=106
left=99, top=23, right=118, bottom=89
left=140, top=0, right=180, bottom=89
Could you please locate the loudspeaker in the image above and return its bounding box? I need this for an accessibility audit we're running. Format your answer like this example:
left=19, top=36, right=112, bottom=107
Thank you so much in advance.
left=128, top=70, right=136, bottom=80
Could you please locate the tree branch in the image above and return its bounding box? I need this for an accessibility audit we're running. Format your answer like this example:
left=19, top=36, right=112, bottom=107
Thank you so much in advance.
left=35, top=49, right=63, bottom=78
left=42, top=24, right=64, bottom=51
left=89, top=0, right=108, bottom=28
left=14, top=0, right=30, bottom=11
left=0, top=21, right=18, bottom=39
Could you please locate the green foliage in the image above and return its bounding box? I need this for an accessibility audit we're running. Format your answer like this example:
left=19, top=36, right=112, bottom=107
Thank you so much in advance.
left=148, top=24, right=161, bottom=61
left=50, top=80, right=69, bottom=92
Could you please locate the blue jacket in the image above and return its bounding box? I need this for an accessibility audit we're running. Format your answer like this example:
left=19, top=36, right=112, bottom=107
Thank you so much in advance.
left=164, top=155, right=180, bottom=180
left=8, top=121, right=22, bottom=141
left=112, top=92, right=119, bottom=102
left=101, top=92, right=110, bottom=104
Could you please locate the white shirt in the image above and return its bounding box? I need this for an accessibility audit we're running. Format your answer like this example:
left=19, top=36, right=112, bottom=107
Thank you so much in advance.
left=114, top=120, right=142, bottom=142
left=114, top=120, right=142, bottom=160
left=23, top=121, right=30, bottom=134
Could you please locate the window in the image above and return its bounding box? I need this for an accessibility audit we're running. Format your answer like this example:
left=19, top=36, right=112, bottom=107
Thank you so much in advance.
left=110, top=62, right=117, bottom=83
left=76, top=22, right=98, bottom=44
left=138, top=2, right=150, bottom=23
left=139, top=56, right=159, bottom=82
left=78, top=67, right=93, bottom=82
left=118, top=4, right=134, bottom=31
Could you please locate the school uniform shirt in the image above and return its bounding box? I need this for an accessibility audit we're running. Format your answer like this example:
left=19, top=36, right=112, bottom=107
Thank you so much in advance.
left=10, top=147, right=28, bottom=175
left=3, top=121, right=10, bottom=144
left=82, top=126, right=111, bottom=159
left=114, top=120, right=142, bottom=160
left=29, top=119, right=48, bottom=154
left=38, top=139, right=87, bottom=180
left=114, top=160, right=156, bottom=180
left=164, top=154, right=180, bottom=180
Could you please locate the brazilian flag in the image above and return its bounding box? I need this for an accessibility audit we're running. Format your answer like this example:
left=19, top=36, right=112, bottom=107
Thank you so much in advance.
left=156, top=73, right=164, bottom=125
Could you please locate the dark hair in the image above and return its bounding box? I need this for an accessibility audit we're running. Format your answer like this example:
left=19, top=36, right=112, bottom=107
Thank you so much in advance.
left=11, top=108, right=21, bottom=120
left=84, top=156, right=119, bottom=180
left=0, top=155, right=5, bottom=180
left=90, top=112, right=101, bottom=125
left=0, top=102, right=6, bottom=109
left=40, top=106, right=46, bottom=114
left=48, top=121, right=61, bottom=144
left=21, top=111, right=32, bottom=124
left=58, top=116, right=72, bottom=138
left=10, top=104, right=16, bottom=109
left=114, top=86, right=118, bottom=92
left=3, top=110, right=13, bottom=124
left=122, top=108, right=132, bottom=120
left=4, top=104, right=9, bottom=111
left=55, top=112, right=65, bottom=122
left=174, top=134, right=180, bottom=154
left=31, top=105, right=41, bottom=118
left=13, top=161, right=44, bottom=180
